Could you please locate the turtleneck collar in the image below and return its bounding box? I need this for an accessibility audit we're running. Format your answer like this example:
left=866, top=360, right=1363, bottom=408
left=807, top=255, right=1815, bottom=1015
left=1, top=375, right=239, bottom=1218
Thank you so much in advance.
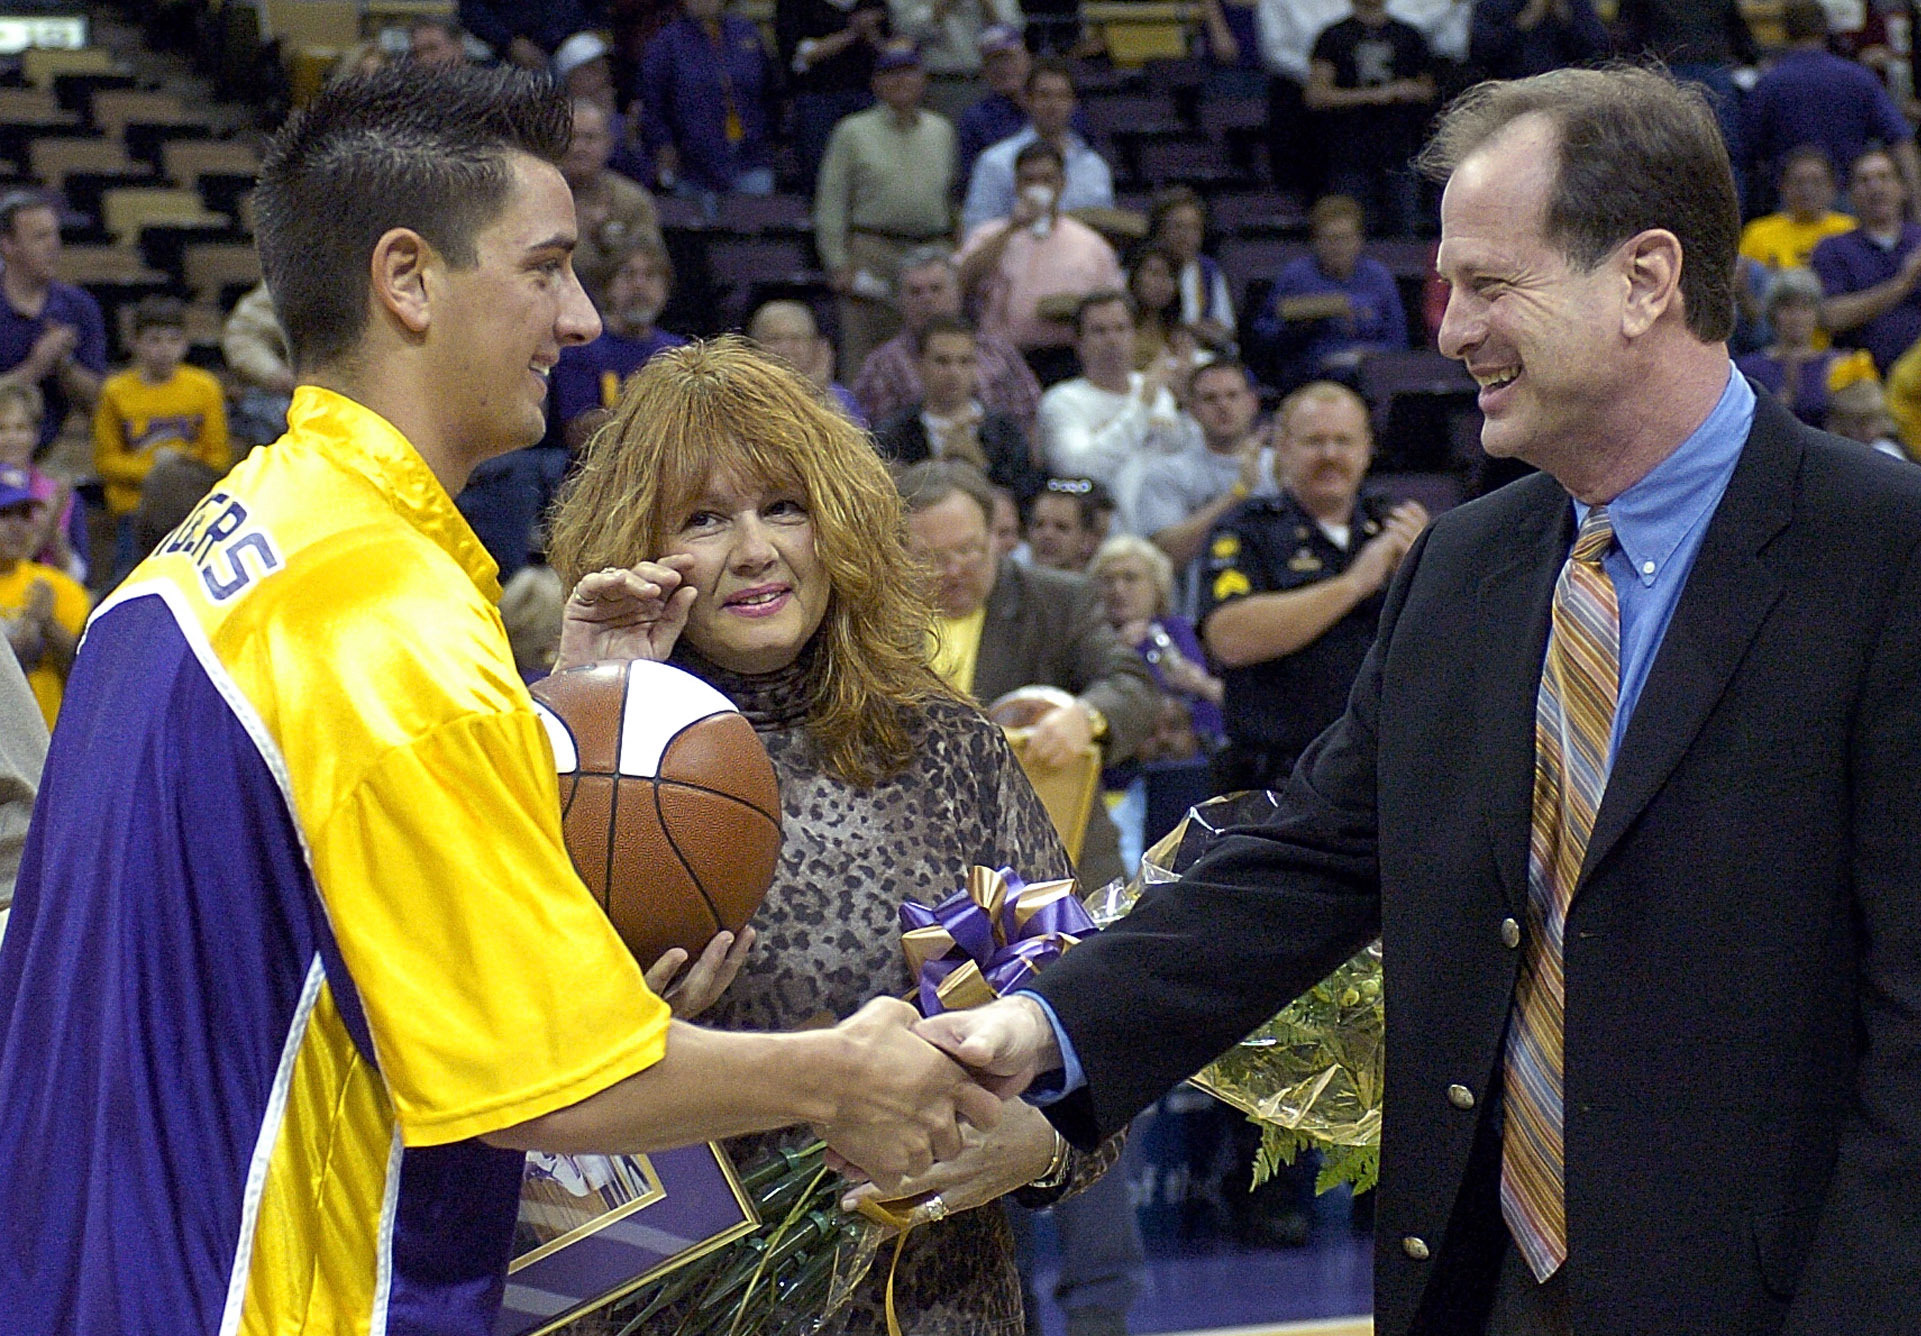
left=672, top=640, right=819, bottom=730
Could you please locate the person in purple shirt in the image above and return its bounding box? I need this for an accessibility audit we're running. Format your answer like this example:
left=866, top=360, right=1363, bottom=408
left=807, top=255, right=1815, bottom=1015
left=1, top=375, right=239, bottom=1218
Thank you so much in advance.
left=1744, top=1, right=1920, bottom=209
left=639, top=0, right=777, bottom=201
left=1251, top=193, right=1408, bottom=390
left=1813, top=146, right=1921, bottom=372
left=551, top=236, right=688, bottom=450
left=0, top=191, right=105, bottom=454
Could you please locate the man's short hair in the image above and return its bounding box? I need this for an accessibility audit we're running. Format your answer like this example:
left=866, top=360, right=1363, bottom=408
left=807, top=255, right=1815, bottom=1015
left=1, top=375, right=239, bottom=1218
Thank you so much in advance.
left=1779, top=143, right=1835, bottom=185
left=1309, top=194, right=1365, bottom=234
left=1149, top=185, right=1206, bottom=235
left=1852, top=144, right=1899, bottom=181
left=1278, top=379, right=1370, bottom=435
left=896, top=458, right=997, bottom=524
left=609, top=233, right=675, bottom=289
left=0, top=189, right=55, bottom=238
left=1024, top=56, right=1074, bottom=97
left=1415, top=64, right=1739, bottom=343
left=1072, top=288, right=1131, bottom=336
left=918, top=314, right=976, bottom=348
left=896, top=243, right=956, bottom=279
left=1035, top=474, right=1111, bottom=531
left=1190, top=356, right=1255, bottom=391
left=1763, top=266, right=1824, bottom=317
left=747, top=299, right=818, bottom=340
left=1012, top=139, right=1064, bottom=177
left=255, top=63, right=572, bottom=373
left=131, top=295, right=187, bottom=335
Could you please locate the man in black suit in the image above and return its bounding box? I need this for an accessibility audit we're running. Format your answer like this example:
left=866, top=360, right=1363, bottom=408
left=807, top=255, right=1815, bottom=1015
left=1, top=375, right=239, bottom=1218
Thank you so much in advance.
left=923, top=66, right=1921, bottom=1334
left=871, top=316, right=1043, bottom=503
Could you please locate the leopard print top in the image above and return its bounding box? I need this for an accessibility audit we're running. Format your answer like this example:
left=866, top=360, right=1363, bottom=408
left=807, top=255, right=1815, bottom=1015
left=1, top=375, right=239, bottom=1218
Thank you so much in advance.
left=667, top=645, right=1115, bottom=1336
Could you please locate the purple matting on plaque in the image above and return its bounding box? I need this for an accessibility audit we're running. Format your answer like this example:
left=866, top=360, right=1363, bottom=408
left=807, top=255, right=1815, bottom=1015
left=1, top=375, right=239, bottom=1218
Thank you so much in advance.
left=495, top=1142, right=758, bottom=1336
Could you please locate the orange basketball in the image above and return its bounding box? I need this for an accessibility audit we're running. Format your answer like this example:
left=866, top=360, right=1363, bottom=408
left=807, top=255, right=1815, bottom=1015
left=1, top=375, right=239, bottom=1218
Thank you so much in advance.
left=529, top=659, right=782, bottom=968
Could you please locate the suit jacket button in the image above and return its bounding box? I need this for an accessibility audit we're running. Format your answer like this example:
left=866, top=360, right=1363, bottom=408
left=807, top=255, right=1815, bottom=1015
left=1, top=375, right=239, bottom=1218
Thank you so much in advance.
left=1447, top=1083, right=1475, bottom=1110
left=1501, top=917, right=1522, bottom=949
left=1402, top=1235, right=1431, bottom=1261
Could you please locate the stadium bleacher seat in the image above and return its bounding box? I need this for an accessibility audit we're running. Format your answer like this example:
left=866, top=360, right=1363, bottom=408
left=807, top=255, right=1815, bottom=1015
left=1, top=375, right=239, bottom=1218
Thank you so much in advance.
left=100, top=185, right=227, bottom=244
left=22, top=47, right=119, bottom=89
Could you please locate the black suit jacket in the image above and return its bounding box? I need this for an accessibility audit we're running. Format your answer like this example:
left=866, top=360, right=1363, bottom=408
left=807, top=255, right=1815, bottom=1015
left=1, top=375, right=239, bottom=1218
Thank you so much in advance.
left=1034, top=393, right=1921, bottom=1333
left=872, top=405, right=1045, bottom=503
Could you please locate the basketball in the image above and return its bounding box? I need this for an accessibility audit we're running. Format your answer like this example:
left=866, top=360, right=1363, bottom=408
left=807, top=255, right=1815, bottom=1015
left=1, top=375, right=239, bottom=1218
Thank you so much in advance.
left=529, top=659, right=783, bottom=968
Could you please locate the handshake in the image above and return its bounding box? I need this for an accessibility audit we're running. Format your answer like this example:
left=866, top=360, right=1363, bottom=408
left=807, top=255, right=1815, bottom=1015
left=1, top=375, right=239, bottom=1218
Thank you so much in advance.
left=812, top=993, right=1069, bottom=1200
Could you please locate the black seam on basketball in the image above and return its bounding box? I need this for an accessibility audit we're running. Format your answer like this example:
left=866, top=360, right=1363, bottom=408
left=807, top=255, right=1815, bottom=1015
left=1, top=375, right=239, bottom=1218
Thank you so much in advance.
left=648, top=776, right=782, bottom=828
left=652, top=775, right=728, bottom=934
left=599, top=771, right=619, bottom=912
left=606, top=672, right=629, bottom=912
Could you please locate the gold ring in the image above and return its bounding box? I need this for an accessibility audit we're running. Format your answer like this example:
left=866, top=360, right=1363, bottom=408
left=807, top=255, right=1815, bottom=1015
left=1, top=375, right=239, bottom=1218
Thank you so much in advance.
left=921, top=1193, right=949, bottom=1223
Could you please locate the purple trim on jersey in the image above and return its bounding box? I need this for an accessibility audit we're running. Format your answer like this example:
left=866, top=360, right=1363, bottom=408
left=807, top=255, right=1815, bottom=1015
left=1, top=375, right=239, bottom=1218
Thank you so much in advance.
left=0, top=592, right=524, bottom=1335
left=389, top=1141, right=527, bottom=1335
left=0, top=593, right=322, bottom=1333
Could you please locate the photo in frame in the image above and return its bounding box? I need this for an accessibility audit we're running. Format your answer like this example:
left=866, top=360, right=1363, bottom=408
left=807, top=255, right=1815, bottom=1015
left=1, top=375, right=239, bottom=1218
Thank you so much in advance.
left=494, top=1141, right=759, bottom=1336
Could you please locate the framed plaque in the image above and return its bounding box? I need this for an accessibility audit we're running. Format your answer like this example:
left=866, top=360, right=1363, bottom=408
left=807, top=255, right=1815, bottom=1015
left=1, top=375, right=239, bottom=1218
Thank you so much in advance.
left=494, top=1142, right=759, bottom=1336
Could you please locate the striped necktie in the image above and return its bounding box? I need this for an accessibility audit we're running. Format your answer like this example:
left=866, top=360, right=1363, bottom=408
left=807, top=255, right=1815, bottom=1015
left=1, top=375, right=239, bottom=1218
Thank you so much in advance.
left=1502, top=505, right=1619, bottom=1282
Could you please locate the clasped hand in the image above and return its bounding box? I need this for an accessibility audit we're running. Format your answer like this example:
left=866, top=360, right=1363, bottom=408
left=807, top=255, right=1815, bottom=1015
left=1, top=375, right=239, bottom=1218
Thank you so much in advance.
left=813, top=997, right=1009, bottom=1192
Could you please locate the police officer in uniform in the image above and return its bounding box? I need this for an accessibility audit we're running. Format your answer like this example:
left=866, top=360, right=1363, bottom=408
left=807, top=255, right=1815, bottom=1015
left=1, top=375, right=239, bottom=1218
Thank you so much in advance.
left=1200, top=380, right=1428, bottom=792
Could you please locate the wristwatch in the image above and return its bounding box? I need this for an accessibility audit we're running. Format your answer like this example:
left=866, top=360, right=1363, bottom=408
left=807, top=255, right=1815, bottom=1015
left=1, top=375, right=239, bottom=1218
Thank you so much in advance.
left=1077, top=698, right=1109, bottom=743
left=1028, top=1132, right=1073, bottom=1191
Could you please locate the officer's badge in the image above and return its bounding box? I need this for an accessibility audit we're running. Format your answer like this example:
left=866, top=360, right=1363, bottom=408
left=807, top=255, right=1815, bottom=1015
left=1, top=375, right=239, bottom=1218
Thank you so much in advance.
left=1288, top=549, right=1323, bottom=573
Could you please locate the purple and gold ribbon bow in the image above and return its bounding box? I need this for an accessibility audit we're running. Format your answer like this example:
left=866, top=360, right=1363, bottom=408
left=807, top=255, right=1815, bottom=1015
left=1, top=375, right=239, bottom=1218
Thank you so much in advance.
left=899, top=866, right=1095, bottom=1015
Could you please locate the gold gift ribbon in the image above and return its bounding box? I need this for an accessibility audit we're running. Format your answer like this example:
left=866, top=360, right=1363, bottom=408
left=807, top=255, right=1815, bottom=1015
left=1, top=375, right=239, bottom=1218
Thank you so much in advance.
left=868, top=869, right=1084, bottom=1335
left=852, top=1190, right=944, bottom=1336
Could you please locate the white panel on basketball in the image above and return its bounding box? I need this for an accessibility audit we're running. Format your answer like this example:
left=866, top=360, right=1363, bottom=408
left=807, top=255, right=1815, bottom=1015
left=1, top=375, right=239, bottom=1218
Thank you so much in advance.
left=529, top=698, right=578, bottom=773
left=617, top=660, right=741, bottom=778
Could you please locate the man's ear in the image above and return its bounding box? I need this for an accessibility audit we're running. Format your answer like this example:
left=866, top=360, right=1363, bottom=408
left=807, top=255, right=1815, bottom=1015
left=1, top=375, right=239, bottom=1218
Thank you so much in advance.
left=1620, top=228, right=1684, bottom=339
left=369, top=227, right=434, bottom=339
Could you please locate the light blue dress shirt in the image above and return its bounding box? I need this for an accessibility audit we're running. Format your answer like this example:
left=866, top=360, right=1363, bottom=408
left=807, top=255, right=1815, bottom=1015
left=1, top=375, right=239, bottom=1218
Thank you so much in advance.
left=1023, top=363, right=1758, bottom=1102
left=959, top=127, right=1116, bottom=235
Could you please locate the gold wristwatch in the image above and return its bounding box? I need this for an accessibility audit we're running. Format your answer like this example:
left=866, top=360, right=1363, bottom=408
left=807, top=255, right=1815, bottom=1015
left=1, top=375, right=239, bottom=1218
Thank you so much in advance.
left=1078, top=698, right=1109, bottom=743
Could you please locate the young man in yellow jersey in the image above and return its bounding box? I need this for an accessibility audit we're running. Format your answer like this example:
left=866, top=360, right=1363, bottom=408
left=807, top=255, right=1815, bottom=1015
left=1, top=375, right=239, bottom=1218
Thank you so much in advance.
left=0, top=64, right=995, bottom=1335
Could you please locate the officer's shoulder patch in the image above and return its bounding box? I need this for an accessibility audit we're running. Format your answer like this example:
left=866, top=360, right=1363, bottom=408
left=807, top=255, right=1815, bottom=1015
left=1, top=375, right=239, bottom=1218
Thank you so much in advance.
left=1212, top=568, right=1252, bottom=603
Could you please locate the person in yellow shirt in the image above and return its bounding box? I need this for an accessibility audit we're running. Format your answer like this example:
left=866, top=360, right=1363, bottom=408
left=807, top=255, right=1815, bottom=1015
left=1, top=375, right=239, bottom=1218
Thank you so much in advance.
left=0, top=464, right=86, bottom=728
left=1739, top=148, right=1858, bottom=272
left=93, top=295, right=229, bottom=575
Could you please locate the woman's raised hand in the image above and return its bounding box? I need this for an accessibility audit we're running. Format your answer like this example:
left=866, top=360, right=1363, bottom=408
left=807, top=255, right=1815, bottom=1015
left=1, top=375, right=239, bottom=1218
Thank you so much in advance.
left=554, top=555, right=699, bottom=673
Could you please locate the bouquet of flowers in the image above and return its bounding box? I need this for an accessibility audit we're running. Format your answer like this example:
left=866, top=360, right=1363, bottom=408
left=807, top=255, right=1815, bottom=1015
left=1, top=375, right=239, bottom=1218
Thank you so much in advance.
left=596, top=1141, right=885, bottom=1336
left=594, top=865, right=1092, bottom=1336
left=1085, top=792, right=1383, bottom=1195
